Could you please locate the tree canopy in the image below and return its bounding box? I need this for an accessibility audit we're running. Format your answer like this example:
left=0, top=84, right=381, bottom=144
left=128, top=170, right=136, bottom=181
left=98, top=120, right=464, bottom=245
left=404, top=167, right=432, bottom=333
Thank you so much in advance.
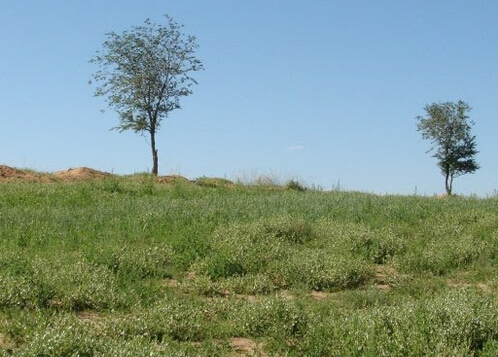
left=90, top=15, right=203, bottom=175
left=416, top=100, right=479, bottom=195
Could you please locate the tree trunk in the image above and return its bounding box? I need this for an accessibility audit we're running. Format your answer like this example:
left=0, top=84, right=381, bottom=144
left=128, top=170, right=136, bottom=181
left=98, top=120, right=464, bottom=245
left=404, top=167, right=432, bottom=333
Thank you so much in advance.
left=445, top=171, right=452, bottom=195
left=150, top=130, right=158, bottom=176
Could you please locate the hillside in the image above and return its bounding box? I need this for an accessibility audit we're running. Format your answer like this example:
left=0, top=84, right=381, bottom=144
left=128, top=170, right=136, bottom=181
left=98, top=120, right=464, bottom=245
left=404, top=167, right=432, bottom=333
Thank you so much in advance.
left=1, top=170, right=497, bottom=356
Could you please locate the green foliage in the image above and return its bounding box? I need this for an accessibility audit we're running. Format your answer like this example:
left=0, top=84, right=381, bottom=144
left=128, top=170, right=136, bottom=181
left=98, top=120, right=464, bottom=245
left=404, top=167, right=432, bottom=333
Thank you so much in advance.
left=16, top=315, right=101, bottom=357
left=90, top=15, right=203, bottom=175
left=270, top=248, right=372, bottom=290
left=285, top=179, right=307, bottom=191
left=298, top=289, right=498, bottom=356
left=235, top=296, right=308, bottom=337
left=314, top=219, right=406, bottom=264
left=92, top=243, right=174, bottom=280
left=193, top=216, right=311, bottom=280
left=416, top=100, right=479, bottom=195
left=111, top=299, right=205, bottom=342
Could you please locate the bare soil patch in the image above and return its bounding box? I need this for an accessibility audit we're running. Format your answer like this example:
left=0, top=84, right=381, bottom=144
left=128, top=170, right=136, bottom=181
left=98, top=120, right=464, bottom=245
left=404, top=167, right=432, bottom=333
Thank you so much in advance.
left=309, top=291, right=330, bottom=300
left=164, top=278, right=180, bottom=287
left=0, top=165, right=232, bottom=186
left=447, top=279, right=493, bottom=293
left=0, top=165, right=111, bottom=182
left=156, top=175, right=191, bottom=184
left=0, top=332, right=14, bottom=351
left=0, top=165, right=49, bottom=182
left=53, top=167, right=111, bottom=180
left=229, top=337, right=267, bottom=357
left=476, top=283, right=493, bottom=293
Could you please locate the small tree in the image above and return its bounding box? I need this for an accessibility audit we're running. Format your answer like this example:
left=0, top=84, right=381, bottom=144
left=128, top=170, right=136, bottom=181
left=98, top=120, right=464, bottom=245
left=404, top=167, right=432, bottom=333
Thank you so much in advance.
left=90, top=15, right=202, bottom=175
left=416, top=100, right=479, bottom=195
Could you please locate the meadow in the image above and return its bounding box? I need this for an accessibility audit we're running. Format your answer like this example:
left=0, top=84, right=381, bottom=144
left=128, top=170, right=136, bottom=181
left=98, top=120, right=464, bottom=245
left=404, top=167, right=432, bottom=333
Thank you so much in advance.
left=1, top=175, right=498, bottom=356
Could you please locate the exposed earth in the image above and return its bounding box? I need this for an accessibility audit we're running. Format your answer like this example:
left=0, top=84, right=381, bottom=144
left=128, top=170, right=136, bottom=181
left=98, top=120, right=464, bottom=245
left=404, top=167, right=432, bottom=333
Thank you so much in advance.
left=0, top=165, right=194, bottom=183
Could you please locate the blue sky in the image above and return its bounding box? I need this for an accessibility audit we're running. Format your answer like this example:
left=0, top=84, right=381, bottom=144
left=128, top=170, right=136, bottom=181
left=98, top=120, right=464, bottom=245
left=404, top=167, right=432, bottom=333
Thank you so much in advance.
left=1, top=1, right=497, bottom=195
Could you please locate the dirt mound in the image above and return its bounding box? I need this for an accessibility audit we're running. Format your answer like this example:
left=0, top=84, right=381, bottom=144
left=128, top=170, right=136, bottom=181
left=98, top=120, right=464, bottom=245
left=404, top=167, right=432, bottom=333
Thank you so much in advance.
left=0, top=165, right=44, bottom=181
left=1, top=165, right=192, bottom=183
left=156, top=175, right=191, bottom=184
left=53, top=167, right=111, bottom=180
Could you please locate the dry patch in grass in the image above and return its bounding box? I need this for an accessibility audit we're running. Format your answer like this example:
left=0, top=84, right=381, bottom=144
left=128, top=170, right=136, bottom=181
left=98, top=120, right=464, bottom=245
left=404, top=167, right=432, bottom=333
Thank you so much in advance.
left=309, top=291, right=330, bottom=300
left=0, top=332, right=14, bottom=351
left=373, top=265, right=396, bottom=291
left=229, top=337, right=267, bottom=357
left=77, top=311, right=104, bottom=322
left=164, top=278, right=180, bottom=287
left=476, top=283, right=493, bottom=293
left=447, top=279, right=493, bottom=293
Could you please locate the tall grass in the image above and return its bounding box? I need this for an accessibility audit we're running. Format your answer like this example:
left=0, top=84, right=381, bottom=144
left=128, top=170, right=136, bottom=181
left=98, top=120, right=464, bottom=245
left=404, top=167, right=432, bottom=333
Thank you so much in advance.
left=1, top=177, right=498, bottom=355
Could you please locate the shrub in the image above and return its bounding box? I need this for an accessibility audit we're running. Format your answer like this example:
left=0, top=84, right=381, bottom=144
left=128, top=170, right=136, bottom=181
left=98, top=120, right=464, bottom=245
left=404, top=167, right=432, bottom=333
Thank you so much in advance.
left=262, top=215, right=313, bottom=244
left=299, top=289, right=498, bottom=356
left=97, top=243, right=175, bottom=280
left=193, top=221, right=286, bottom=279
left=401, top=233, right=488, bottom=275
left=41, top=256, right=125, bottom=311
left=15, top=315, right=102, bottom=357
left=285, top=180, right=307, bottom=192
left=270, top=248, right=372, bottom=291
left=107, top=297, right=206, bottom=342
left=234, top=296, right=307, bottom=337
left=314, top=219, right=405, bottom=264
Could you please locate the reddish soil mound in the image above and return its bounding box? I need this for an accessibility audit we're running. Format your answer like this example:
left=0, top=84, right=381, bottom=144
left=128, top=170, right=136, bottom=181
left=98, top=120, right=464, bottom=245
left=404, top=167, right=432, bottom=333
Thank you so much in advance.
left=0, top=165, right=44, bottom=181
left=53, top=167, right=111, bottom=180
left=1, top=165, right=194, bottom=184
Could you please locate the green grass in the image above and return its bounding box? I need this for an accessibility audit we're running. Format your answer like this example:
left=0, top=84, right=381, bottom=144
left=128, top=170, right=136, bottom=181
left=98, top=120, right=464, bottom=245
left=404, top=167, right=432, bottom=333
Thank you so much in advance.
left=1, top=176, right=498, bottom=356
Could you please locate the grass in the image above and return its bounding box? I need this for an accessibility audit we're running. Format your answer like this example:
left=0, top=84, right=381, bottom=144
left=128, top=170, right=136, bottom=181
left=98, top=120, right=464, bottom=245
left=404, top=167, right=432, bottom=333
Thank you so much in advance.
left=1, top=176, right=498, bottom=356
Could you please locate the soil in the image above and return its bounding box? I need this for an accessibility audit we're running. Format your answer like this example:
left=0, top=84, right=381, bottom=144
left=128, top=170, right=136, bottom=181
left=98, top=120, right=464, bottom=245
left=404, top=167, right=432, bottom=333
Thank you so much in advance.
left=0, top=165, right=192, bottom=184
left=53, top=167, right=111, bottom=180
left=229, top=337, right=267, bottom=357
left=0, top=332, right=14, bottom=351
left=309, top=291, right=330, bottom=300
left=0, top=165, right=48, bottom=181
left=156, top=175, right=191, bottom=184
left=0, top=165, right=111, bottom=182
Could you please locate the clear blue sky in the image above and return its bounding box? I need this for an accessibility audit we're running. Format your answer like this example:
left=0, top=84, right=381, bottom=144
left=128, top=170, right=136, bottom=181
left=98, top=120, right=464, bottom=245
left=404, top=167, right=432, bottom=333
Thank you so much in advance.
left=1, top=1, right=497, bottom=195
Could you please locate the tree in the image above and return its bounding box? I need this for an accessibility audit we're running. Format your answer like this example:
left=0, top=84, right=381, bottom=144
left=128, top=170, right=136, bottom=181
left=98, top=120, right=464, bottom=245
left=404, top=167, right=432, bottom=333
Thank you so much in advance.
left=90, top=15, right=203, bottom=175
left=416, top=100, right=479, bottom=195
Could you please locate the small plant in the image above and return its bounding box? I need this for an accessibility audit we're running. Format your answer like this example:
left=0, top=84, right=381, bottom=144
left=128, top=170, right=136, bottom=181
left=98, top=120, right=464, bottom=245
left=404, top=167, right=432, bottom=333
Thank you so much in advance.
left=235, top=296, right=308, bottom=337
left=101, top=177, right=125, bottom=194
left=106, top=297, right=206, bottom=342
left=285, top=179, right=307, bottom=192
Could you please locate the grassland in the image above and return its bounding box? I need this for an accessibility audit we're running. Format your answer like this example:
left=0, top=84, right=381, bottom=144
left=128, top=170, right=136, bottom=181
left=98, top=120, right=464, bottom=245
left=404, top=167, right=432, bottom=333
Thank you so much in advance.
left=1, top=176, right=498, bottom=356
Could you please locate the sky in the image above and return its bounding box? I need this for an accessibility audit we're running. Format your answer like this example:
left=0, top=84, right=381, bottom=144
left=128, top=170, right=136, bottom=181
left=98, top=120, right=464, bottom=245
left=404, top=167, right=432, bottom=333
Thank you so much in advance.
left=1, top=1, right=497, bottom=196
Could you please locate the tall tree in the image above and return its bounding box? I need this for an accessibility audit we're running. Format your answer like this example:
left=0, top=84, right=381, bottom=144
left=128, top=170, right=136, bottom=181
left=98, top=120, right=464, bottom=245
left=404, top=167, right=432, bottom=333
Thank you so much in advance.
left=90, top=15, right=202, bottom=175
left=416, top=100, right=479, bottom=195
